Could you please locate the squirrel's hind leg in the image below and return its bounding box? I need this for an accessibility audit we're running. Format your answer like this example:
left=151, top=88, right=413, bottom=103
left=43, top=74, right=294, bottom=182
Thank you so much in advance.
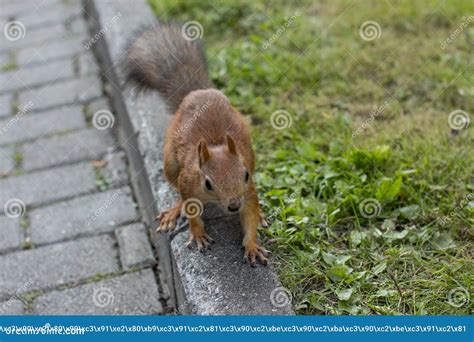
left=156, top=200, right=182, bottom=232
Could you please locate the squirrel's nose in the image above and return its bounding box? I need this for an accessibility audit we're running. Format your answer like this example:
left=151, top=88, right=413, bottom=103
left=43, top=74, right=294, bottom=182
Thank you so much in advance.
left=227, top=197, right=241, bottom=212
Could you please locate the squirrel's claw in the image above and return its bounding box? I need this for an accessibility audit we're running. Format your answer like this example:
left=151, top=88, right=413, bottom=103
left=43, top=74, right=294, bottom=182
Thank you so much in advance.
left=244, top=245, right=269, bottom=267
left=186, top=233, right=214, bottom=252
left=156, top=206, right=181, bottom=233
left=259, top=211, right=269, bottom=228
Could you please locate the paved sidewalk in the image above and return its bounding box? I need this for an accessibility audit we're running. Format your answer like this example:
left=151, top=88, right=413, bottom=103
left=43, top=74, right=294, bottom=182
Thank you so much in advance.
left=0, top=0, right=163, bottom=315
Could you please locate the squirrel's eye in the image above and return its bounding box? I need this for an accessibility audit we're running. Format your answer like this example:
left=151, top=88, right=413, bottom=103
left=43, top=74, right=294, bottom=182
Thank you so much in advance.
left=244, top=170, right=249, bottom=182
left=205, top=179, right=213, bottom=191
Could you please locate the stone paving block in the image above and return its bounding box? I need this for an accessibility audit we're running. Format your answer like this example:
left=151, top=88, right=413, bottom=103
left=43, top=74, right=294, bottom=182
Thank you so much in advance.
left=0, top=235, right=120, bottom=297
left=116, top=223, right=155, bottom=270
left=0, top=146, right=14, bottom=175
left=87, top=97, right=111, bottom=115
left=101, top=151, right=129, bottom=188
left=0, top=300, right=24, bottom=315
left=16, top=36, right=84, bottom=67
left=70, top=18, right=89, bottom=35
left=0, top=24, right=74, bottom=53
left=29, top=187, right=138, bottom=245
left=0, top=93, right=12, bottom=117
left=33, top=269, right=162, bottom=315
left=0, top=105, right=86, bottom=145
left=18, top=76, right=102, bottom=111
left=21, top=129, right=116, bottom=171
left=78, top=52, right=100, bottom=76
left=0, top=0, right=60, bottom=19
left=15, top=4, right=82, bottom=30
left=0, top=53, right=12, bottom=71
left=0, top=18, right=87, bottom=52
left=0, top=59, right=75, bottom=93
left=0, top=216, right=22, bottom=253
left=0, top=161, right=97, bottom=209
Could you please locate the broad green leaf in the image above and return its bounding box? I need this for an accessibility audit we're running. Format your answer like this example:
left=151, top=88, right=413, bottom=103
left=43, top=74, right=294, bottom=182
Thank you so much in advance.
left=336, top=288, right=353, bottom=301
left=376, top=177, right=402, bottom=201
left=431, top=233, right=455, bottom=250
left=327, top=265, right=353, bottom=281
left=399, top=205, right=421, bottom=220
left=372, top=262, right=387, bottom=275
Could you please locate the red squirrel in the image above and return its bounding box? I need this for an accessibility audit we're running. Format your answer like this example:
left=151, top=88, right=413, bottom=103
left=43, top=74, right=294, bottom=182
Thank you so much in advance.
left=125, top=22, right=269, bottom=266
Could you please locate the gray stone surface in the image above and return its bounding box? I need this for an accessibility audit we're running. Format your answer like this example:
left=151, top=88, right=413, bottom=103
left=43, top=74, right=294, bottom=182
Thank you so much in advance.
left=0, top=300, right=24, bottom=315
left=18, top=76, right=102, bottom=111
left=0, top=23, right=80, bottom=53
left=0, top=53, right=11, bottom=71
left=16, top=36, right=84, bottom=66
left=79, top=52, right=100, bottom=76
left=70, top=18, right=89, bottom=35
left=0, top=147, right=14, bottom=175
left=0, top=216, right=22, bottom=253
left=116, top=223, right=155, bottom=269
left=0, top=161, right=97, bottom=209
left=101, top=151, right=129, bottom=188
left=0, top=234, right=119, bottom=298
left=0, top=0, right=61, bottom=19
left=0, top=59, right=75, bottom=93
left=0, top=93, right=12, bottom=117
left=87, top=96, right=111, bottom=116
left=171, top=215, right=293, bottom=315
left=33, top=269, right=162, bottom=315
left=15, top=4, right=82, bottom=30
left=0, top=2, right=163, bottom=316
left=30, top=187, right=137, bottom=245
left=0, top=105, right=86, bottom=145
left=21, top=129, right=115, bottom=171
left=90, top=0, right=293, bottom=314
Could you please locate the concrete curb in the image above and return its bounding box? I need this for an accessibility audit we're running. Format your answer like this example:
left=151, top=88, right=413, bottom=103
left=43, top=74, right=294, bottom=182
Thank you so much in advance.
left=85, top=0, right=293, bottom=315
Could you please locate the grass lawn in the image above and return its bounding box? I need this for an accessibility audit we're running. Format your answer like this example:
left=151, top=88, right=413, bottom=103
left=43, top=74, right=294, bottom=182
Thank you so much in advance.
left=150, top=0, right=473, bottom=314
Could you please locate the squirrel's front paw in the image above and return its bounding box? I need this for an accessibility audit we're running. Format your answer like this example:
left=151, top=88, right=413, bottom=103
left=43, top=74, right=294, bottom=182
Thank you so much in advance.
left=156, top=207, right=181, bottom=232
left=186, top=232, right=214, bottom=252
left=244, top=243, right=269, bottom=267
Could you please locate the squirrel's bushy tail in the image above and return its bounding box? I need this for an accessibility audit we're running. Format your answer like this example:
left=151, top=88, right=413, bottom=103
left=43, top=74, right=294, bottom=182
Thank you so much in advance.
left=124, top=22, right=213, bottom=112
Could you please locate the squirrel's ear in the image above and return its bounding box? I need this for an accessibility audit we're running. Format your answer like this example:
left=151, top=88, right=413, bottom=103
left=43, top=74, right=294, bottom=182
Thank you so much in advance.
left=226, top=134, right=238, bottom=156
left=198, top=140, right=211, bottom=167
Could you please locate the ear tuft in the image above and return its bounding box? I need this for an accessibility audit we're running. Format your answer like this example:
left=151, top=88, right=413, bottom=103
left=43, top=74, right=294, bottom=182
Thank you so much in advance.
left=198, top=139, right=211, bottom=167
left=226, top=134, right=238, bottom=156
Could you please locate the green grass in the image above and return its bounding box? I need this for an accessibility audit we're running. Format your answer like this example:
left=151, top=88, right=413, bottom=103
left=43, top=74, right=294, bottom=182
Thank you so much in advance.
left=150, top=0, right=473, bottom=315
